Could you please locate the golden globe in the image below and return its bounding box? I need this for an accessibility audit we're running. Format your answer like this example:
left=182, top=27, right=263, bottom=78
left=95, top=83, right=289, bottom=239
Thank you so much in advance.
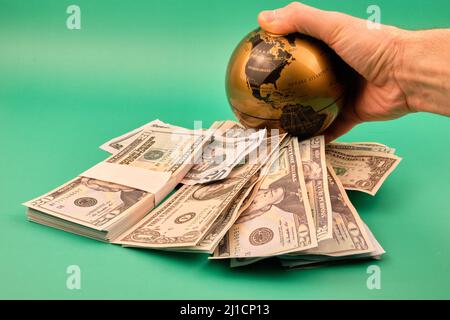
left=226, top=28, right=349, bottom=139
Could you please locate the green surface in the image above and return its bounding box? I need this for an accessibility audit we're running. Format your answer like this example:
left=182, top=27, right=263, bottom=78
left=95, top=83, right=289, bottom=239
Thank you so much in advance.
left=1, top=0, right=449, bottom=299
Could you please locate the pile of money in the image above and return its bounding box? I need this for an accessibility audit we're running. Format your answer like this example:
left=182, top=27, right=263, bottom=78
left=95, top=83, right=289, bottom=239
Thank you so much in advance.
left=23, top=120, right=401, bottom=269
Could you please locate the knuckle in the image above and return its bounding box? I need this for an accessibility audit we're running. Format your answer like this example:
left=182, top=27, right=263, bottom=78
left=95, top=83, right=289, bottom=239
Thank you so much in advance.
left=286, top=2, right=303, bottom=12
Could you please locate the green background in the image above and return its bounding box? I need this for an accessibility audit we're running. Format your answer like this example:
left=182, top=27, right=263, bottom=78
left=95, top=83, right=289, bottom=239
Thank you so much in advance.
left=1, top=0, right=449, bottom=299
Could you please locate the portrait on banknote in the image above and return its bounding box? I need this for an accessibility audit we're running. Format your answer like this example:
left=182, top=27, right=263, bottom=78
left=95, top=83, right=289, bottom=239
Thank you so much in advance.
left=236, top=175, right=304, bottom=224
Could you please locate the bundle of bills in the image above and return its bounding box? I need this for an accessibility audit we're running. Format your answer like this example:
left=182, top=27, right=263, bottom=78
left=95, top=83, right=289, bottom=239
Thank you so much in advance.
left=23, top=120, right=269, bottom=242
left=23, top=119, right=402, bottom=269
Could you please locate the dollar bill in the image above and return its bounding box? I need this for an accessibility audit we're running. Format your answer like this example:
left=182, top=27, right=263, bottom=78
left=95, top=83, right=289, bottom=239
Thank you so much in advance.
left=327, top=142, right=396, bottom=154
left=355, top=142, right=396, bottom=154
left=99, top=119, right=187, bottom=154
left=326, top=149, right=402, bottom=196
left=299, top=136, right=333, bottom=241
left=113, top=173, right=255, bottom=248
left=181, top=121, right=266, bottom=185
left=212, top=137, right=318, bottom=259
left=184, top=176, right=260, bottom=253
left=298, top=164, right=374, bottom=256
left=224, top=137, right=290, bottom=217
left=104, top=126, right=208, bottom=176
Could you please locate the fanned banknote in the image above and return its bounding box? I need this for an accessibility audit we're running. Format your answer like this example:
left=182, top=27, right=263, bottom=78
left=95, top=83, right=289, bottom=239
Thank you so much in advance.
left=326, top=148, right=402, bottom=196
left=187, top=177, right=260, bottom=253
left=299, top=136, right=333, bottom=241
left=212, top=137, right=318, bottom=259
left=299, top=165, right=374, bottom=256
left=228, top=164, right=377, bottom=267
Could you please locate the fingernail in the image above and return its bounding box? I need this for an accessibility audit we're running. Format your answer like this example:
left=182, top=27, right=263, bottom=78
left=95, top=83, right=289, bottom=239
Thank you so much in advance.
left=260, top=10, right=276, bottom=23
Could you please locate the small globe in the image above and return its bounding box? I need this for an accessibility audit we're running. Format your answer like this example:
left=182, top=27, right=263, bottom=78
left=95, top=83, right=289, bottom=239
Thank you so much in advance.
left=226, top=28, right=349, bottom=139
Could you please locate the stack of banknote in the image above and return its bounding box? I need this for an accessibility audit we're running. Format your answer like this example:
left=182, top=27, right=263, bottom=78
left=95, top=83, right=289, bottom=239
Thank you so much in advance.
left=23, top=119, right=402, bottom=269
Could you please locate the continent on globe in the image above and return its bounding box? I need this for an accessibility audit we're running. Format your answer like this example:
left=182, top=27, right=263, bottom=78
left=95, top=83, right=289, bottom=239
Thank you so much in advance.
left=245, top=33, right=296, bottom=103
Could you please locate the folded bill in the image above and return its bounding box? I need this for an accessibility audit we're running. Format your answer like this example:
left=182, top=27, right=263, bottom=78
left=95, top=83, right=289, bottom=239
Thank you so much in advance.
left=326, top=147, right=402, bottom=196
left=299, top=136, right=333, bottom=242
left=181, top=120, right=266, bottom=185
left=327, top=141, right=396, bottom=154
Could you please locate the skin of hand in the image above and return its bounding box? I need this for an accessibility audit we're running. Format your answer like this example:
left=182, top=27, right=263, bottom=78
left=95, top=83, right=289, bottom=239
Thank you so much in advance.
left=258, top=2, right=450, bottom=141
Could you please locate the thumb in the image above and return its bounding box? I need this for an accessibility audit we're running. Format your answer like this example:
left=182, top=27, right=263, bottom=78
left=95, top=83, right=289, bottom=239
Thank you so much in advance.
left=258, top=2, right=398, bottom=82
left=258, top=2, right=365, bottom=46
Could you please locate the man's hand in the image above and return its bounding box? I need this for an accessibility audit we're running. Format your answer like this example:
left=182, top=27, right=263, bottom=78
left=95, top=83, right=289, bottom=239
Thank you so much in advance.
left=258, top=2, right=450, bottom=141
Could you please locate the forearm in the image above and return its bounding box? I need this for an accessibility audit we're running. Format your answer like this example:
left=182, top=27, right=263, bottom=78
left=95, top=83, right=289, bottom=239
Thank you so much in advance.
left=395, top=29, right=450, bottom=116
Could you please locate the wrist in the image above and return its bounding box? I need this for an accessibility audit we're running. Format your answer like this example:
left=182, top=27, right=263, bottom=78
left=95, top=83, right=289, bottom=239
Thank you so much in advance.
left=393, top=30, right=421, bottom=114
left=394, top=29, right=450, bottom=116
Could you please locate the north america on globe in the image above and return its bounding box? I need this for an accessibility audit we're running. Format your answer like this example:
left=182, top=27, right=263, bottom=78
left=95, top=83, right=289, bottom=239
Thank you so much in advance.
left=245, top=31, right=297, bottom=104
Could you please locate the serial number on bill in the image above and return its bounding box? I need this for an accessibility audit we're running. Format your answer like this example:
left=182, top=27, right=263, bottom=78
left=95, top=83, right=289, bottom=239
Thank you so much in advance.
left=179, top=304, right=270, bottom=317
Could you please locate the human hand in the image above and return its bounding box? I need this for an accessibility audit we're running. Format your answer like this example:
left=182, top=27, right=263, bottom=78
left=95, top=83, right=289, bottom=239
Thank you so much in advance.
left=258, top=2, right=450, bottom=141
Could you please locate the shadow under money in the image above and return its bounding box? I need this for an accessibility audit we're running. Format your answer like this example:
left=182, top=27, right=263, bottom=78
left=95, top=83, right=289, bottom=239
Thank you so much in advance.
left=283, top=256, right=386, bottom=272
left=119, top=243, right=383, bottom=278
left=123, top=246, right=210, bottom=265
left=124, top=245, right=293, bottom=275
left=347, top=190, right=383, bottom=215
left=209, top=257, right=285, bottom=274
left=207, top=256, right=380, bottom=277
